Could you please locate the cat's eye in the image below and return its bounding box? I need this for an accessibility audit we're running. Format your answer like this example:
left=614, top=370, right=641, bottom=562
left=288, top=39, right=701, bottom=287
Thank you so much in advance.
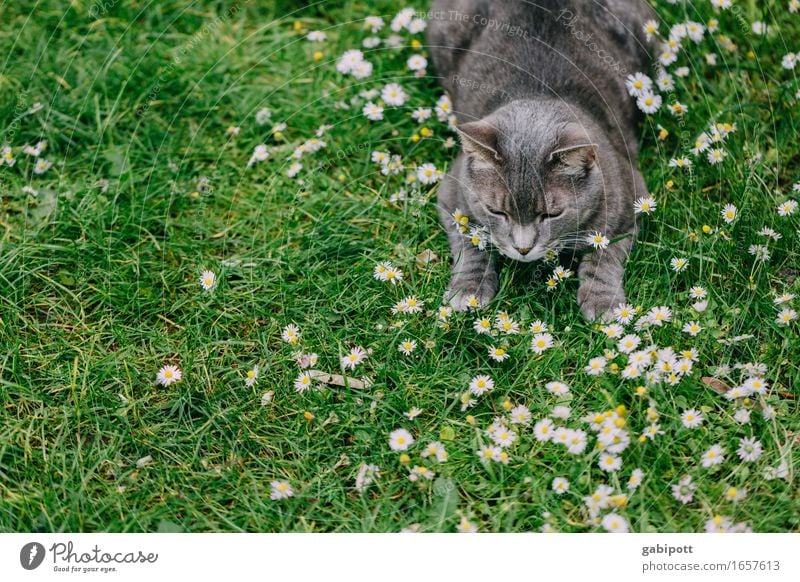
left=540, top=210, right=564, bottom=220
left=486, top=208, right=509, bottom=220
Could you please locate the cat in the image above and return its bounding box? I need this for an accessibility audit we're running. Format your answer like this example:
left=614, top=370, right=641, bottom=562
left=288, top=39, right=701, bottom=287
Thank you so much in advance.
left=427, top=0, right=654, bottom=320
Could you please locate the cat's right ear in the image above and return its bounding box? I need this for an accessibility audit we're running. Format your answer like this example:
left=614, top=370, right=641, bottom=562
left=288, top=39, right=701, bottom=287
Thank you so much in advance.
left=456, top=121, right=502, bottom=163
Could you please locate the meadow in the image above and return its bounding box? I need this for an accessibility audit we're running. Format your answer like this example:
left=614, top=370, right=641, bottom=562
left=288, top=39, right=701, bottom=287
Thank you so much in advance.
left=0, top=0, right=798, bottom=532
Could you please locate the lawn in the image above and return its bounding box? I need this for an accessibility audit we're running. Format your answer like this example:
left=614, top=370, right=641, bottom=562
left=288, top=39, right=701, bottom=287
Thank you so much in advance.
left=0, top=0, right=798, bottom=533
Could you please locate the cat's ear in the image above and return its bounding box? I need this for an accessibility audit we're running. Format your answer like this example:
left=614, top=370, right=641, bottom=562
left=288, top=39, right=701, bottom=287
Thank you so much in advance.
left=550, top=142, right=598, bottom=171
left=456, top=121, right=502, bottom=163
left=551, top=124, right=597, bottom=173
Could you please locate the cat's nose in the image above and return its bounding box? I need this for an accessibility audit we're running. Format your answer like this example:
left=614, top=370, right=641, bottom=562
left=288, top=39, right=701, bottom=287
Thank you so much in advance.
left=514, top=246, right=532, bottom=256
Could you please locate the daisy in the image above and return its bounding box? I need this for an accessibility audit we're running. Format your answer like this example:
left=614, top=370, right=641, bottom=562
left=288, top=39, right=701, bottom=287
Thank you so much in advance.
left=469, top=375, right=494, bottom=396
left=306, top=30, right=326, bottom=41
left=637, top=91, right=662, bottom=114
left=477, top=445, right=499, bottom=462
left=601, top=513, right=629, bottom=533
left=682, top=321, right=702, bottom=336
left=777, top=199, right=798, bottom=216
left=501, top=405, right=529, bottom=427
left=529, top=320, right=548, bottom=333
left=270, top=480, right=294, bottom=500
left=33, top=158, right=52, bottom=174
left=473, top=317, right=493, bottom=334
left=381, top=83, right=407, bottom=106
left=701, top=444, right=725, bottom=468
left=294, top=371, right=313, bottom=393
left=247, top=144, right=269, bottom=167
left=774, top=293, right=796, bottom=304
left=737, top=437, right=763, bottom=462
left=355, top=463, right=380, bottom=492
left=488, top=345, right=510, bottom=362
left=199, top=270, right=216, bottom=291
left=602, top=323, right=624, bottom=339
left=599, top=453, right=622, bottom=472
left=389, top=428, right=414, bottom=451
left=411, top=107, right=432, bottom=123
left=642, top=20, right=659, bottom=41
left=533, top=418, right=554, bottom=442
left=286, top=162, right=302, bottom=177
left=245, top=365, right=259, bottom=387
left=294, top=351, right=318, bottom=369
left=408, top=465, right=434, bottom=482
left=281, top=325, right=301, bottom=345
left=647, top=305, right=672, bottom=326
left=671, top=475, right=696, bottom=504
left=627, top=468, right=644, bottom=490
left=416, top=163, right=440, bottom=184
left=585, top=356, right=608, bottom=376
left=336, top=49, right=365, bottom=74
left=669, top=157, right=692, bottom=168
left=613, top=303, right=636, bottom=323
left=530, top=333, right=554, bottom=354
left=707, top=148, right=727, bottom=164
left=776, top=308, right=797, bottom=325
left=551, top=406, right=570, bottom=421
left=393, top=296, right=423, bottom=314
left=398, top=339, right=417, bottom=355
left=545, top=381, right=570, bottom=395
left=421, top=441, right=448, bottom=463
left=721, top=203, right=737, bottom=223
left=341, top=346, right=368, bottom=370
left=734, top=409, right=752, bottom=425
left=407, top=54, right=428, bottom=71
left=404, top=407, right=423, bottom=421
left=456, top=517, right=477, bottom=533
left=633, top=196, right=657, bottom=215
left=156, top=364, right=182, bottom=386
left=625, top=72, right=652, bottom=97
left=551, top=477, right=570, bottom=494
left=689, top=286, right=707, bottom=300
left=362, top=102, right=384, bottom=121
left=373, top=261, right=404, bottom=284
left=618, top=334, right=641, bottom=354
left=748, top=244, right=771, bottom=262
left=566, top=429, right=588, bottom=454
left=669, top=102, right=688, bottom=116
left=364, top=15, right=384, bottom=32
left=670, top=257, right=689, bottom=272
left=587, top=231, right=610, bottom=249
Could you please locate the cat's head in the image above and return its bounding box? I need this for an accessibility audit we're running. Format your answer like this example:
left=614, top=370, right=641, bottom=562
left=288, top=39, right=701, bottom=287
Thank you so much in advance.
left=456, top=101, right=605, bottom=262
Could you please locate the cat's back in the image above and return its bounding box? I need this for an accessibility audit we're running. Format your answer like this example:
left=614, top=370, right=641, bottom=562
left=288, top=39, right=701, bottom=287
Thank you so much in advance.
left=427, top=0, right=654, bottom=123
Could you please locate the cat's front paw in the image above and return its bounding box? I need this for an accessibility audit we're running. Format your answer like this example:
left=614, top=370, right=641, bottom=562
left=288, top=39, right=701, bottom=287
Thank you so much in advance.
left=444, top=275, right=498, bottom=311
left=578, top=289, right=624, bottom=322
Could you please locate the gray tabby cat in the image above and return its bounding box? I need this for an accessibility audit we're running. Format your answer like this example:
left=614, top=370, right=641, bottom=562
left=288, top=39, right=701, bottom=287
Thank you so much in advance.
left=427, top=0, right=654, bottom=320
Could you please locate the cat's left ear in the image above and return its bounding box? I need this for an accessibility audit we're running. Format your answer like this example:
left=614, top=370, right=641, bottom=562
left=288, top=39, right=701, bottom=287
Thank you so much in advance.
left=549, top=142, right=598, bottom=171
left=456, top=121, right=502, bottom=163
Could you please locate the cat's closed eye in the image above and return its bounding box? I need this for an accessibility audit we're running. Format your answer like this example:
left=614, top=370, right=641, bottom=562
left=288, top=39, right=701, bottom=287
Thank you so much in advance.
left=486, top=207, right=509, bottom=220
left=540, top=210, right=564, bottom=220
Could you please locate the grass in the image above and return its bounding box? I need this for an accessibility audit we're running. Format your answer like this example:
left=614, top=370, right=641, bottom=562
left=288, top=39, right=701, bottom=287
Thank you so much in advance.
left=0, top=0, right=798, bottom=533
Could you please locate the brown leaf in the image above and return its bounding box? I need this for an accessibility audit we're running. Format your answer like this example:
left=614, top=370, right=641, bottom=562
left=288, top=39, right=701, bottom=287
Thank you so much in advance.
left=701, top=376, right=730, bottom=395
left=308, top=369, right=371, bottom=390
left=415, top=249, right=441, bottom=268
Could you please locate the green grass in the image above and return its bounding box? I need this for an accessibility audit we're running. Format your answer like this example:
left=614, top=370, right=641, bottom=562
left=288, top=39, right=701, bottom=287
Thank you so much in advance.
left=0, top=0, right=798, bottom=533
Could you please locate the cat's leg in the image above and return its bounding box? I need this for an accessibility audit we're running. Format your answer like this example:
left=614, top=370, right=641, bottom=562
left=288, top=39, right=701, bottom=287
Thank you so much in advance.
left=576, top=235, right=632, bottom=321
left=438, top=172, right=498, bottom=311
